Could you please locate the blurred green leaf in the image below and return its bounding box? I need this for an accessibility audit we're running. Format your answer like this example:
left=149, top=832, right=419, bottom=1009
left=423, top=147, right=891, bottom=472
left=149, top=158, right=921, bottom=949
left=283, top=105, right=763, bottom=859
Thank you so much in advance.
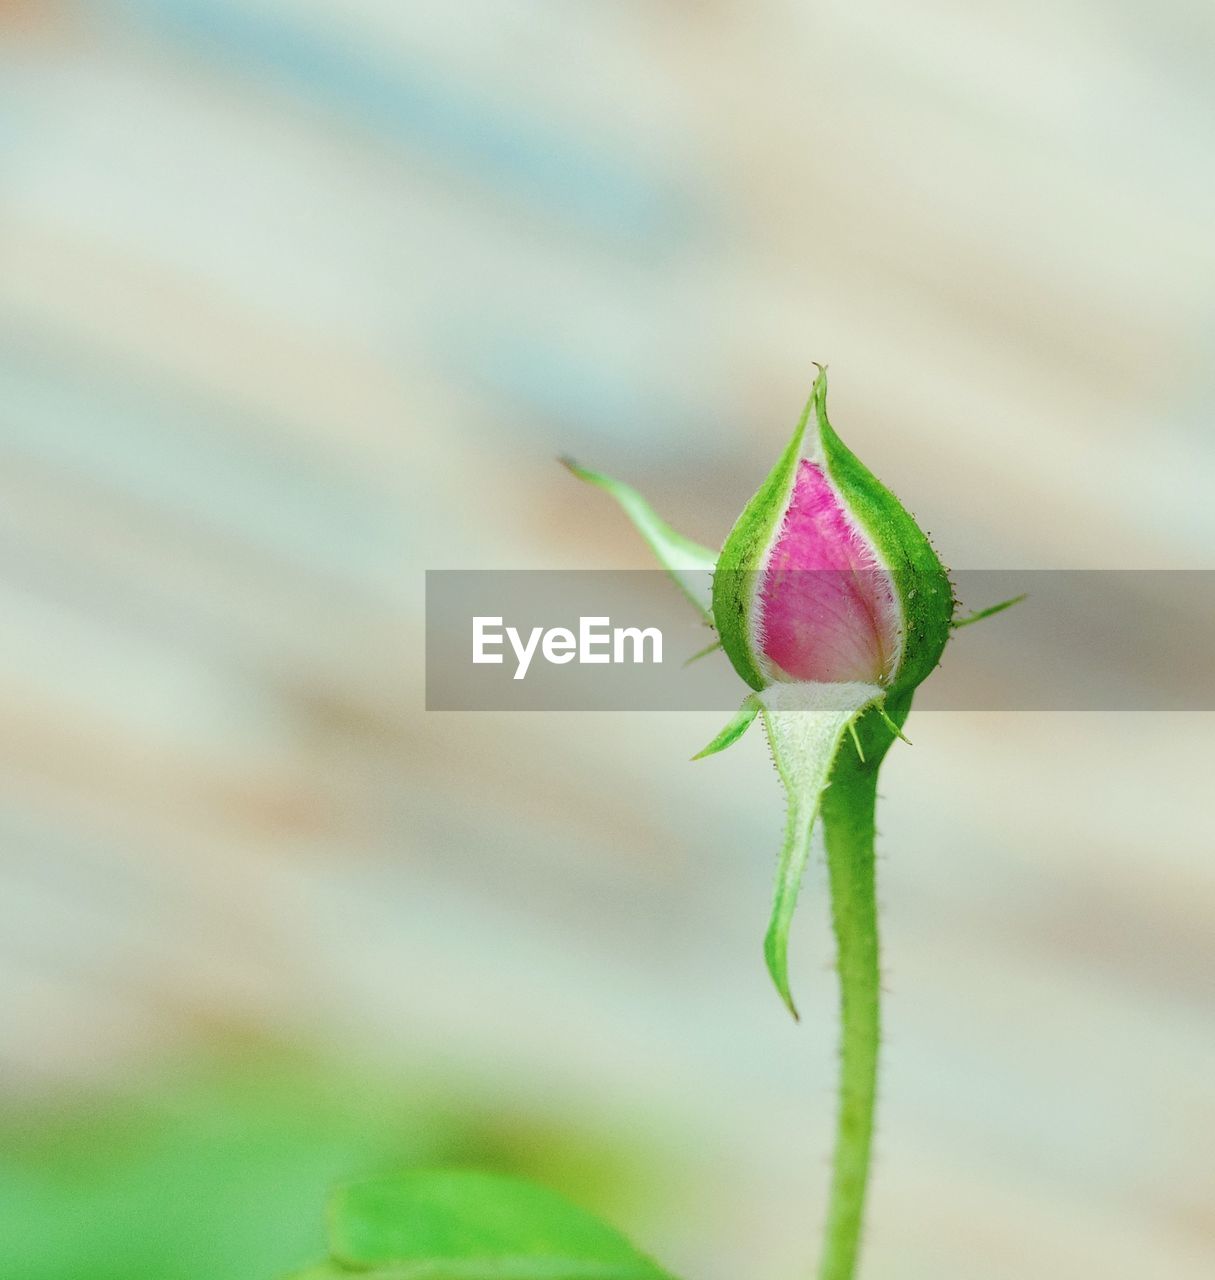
left=0, top=1051, right=667, bottom=1280
left=306, top=1169, right=677, bottom=1279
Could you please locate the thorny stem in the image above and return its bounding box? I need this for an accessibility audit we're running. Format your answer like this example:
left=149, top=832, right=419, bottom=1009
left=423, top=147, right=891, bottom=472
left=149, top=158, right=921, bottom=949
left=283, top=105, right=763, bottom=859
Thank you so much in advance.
left=816, top=724, right=884, bottom=1280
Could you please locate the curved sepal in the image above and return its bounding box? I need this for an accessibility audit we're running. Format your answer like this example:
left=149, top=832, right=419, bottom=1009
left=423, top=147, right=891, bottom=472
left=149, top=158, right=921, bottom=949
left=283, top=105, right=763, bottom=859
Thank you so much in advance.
left=952, top=592, right=1026, bottom=628
left=710, top=392, right=813, bottom=689
left=758, top=682, right=886, bottom=1018
left=691, top=695, right=760, bottom=760
left=561, top=458, right=716, bottom=624
left=809, top=374, right=954, bottom=693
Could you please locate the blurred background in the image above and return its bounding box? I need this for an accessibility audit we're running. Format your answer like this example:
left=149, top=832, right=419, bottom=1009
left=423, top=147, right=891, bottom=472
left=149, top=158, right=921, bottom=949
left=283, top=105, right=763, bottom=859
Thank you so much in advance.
left=1, top=2, right=1213, bottom=1278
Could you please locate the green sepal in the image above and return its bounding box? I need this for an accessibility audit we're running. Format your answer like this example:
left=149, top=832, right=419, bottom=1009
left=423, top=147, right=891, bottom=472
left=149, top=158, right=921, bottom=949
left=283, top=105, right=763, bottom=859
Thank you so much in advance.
left=691, top=695, right=760, bottom=760
left=561, top=458, right=716, bottom=624
left=757, top=682, right=887, bottom=1018
left=710, top=387, right=817, bottom=690
left=682, top=638, right=723, bottom=667
left=809, top=373, right=954, bottom=694
left=952, top=593, right=1027, bottom=628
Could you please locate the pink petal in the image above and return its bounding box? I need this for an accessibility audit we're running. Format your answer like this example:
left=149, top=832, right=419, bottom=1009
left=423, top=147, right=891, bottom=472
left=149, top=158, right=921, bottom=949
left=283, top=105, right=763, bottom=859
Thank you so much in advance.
left=759, top=460, right=900, bottom=683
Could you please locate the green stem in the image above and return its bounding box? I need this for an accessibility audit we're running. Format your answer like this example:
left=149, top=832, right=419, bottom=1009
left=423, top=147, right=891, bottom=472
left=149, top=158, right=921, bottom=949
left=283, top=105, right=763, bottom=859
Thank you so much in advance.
left=816, top=740, right=882, bottom=1280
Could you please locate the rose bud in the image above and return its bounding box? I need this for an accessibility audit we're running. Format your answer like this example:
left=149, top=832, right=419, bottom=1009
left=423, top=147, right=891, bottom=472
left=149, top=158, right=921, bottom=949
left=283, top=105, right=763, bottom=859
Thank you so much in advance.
left=566, top=367, right=1014, bottom=1015
left=712, top=366, right=953, bottom=698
